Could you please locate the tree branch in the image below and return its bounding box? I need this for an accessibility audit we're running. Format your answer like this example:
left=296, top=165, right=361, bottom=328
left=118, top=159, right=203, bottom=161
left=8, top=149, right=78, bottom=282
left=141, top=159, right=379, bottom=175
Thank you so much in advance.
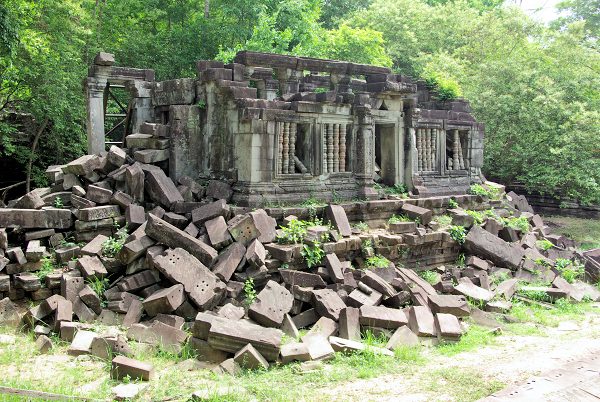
left=25, top=117, right=49, bottom=193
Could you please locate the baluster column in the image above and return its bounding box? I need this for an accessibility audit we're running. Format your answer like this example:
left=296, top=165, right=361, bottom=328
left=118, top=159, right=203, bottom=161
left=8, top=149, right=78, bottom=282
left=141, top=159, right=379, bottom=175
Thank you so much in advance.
left=282, top=122, right=290, bottom=174
left=339, top=124, right=347, bottom=172
left=289, top=122, right=297, bottom=174
left=327, top=123, right=334, bottom=173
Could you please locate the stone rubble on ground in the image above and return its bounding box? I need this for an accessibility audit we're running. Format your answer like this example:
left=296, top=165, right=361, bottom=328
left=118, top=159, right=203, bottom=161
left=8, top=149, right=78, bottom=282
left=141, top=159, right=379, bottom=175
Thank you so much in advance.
left=0, top=145, right=595, bottom=396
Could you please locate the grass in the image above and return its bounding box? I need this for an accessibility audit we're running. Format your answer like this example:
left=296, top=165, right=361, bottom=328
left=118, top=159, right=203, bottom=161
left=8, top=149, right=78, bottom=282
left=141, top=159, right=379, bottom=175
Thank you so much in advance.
left=542, top=215, right=600, bottom=250
left=435, top=325, right=498, bottom=356
left=508, top=300, right=596, bottom=327
left=421, top=367, right=505, bottom=401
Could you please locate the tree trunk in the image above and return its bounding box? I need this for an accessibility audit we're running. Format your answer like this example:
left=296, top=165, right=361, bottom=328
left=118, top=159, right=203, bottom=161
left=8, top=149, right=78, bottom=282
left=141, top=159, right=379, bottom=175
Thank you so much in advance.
left=204, top=0, right=210, bottom=18
left=25, top=117, right=49, bottom=193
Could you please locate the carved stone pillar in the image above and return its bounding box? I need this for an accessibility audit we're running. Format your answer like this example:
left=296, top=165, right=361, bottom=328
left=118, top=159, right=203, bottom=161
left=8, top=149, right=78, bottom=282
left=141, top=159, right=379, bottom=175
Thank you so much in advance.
left=339, top=124, right=347, bottom=172
left=333, top=123, right=340, bottom=172
left=282, top=122, right=290, bottom=174
left=289, top=122, right=297, bottom=174
left=354, top=105, right=377, bottom=198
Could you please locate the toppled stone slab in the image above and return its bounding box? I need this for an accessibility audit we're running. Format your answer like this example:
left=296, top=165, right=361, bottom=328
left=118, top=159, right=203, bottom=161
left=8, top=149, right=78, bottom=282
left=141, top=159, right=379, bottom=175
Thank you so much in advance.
left=211, top=242, right=245, bottom=282
left=359, top=305, right=407, bottom=329
left=146, top=214, right=218, bottom=267
left=78, top=205, right=121, bottom=222
left=386, top=326, right=419, bottom=349
left=329, top=336, right=393, bottom=356
left=311, top=289, right=346, bottom=321
left=191, top=200, right=230, bottom=225
left=205, top=216, right=233, bottom=249
left=153, top=247, right=225, bottom=310
left=142, top=284, right=185, bottom=316
left=338, top=307, right=361, bottom=341
left=435, top=313, right=463, bottom=340
left=249, top=280, right=294, bottom=327
left=408, top=306, right=436, bottom=337
left=324, top=254, right=344, bottom=284
left=401, top=203, right=432, bottom=225
left=207, top=318, right=283, bottom=361
left=111, top=355, right=154, bottom=381
left=454, top=278, right=493, bottom=302
left=464, top=226, right=524, bottom=270
left=303, top=334, right=335, bottom=361
left=428, top=294, right=470, bottom=317
left=280, top=270, right=326, bottom=288
left=325, top=205, right=351, bottom=237
left=280, top=342, right=311, bottom=363
left=67, top=330, right=97, bottom=356
left=0, top=208, right=73, bottom=229
left=233, top=343, right=269, bottom=370
left=142, top=165, right=183, bottom=209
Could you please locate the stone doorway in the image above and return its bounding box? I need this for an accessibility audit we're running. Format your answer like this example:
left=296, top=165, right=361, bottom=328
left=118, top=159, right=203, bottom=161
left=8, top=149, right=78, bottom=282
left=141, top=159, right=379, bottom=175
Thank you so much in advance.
left=374, top=123, right=397, bottom=186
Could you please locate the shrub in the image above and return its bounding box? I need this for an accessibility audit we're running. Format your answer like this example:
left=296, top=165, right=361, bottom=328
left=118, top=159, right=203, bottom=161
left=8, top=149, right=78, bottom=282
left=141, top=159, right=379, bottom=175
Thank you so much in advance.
left=536, top=239, right=554, bottom=251
left=465, top=210, right=484, bottom=225
left=419, top=270, right=439, bottom=285
left=101, top=225, right=129, bottom=258
left=502, top=216, right=530, bottom=233
left=276, top=218, right=323, bottom=244
left=243, top=278, right=257, bottom=305
left=301, top=242, right=325, bottom=268
left=388, top=214, right=411, bottom=224
left=434, top=215, right=453, bottom=227
left=35, top=256, right=56, bottom=281
left=366, top=255, right=390, bottom=268
left=449, top=225, right=467, bottom=244
left=554, top=258, right=584, bottom=283
left=448, top=198, right=459, bottom=209
left=353, top=221, right=369, bottom=232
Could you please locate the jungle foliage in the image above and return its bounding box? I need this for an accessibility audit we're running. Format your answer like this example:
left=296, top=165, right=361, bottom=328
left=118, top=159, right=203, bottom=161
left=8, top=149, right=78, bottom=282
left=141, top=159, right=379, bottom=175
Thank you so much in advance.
left=0, top=0, right=598, bottom=204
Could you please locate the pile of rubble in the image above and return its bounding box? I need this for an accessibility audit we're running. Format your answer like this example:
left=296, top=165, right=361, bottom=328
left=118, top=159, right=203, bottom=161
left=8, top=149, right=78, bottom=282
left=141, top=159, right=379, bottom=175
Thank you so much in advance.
left=0, top=130, right=598, bottom=383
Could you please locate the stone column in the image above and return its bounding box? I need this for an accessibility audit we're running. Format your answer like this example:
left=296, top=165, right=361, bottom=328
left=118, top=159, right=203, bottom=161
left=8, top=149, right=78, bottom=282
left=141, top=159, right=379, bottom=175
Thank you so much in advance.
left=289, top=122, right=297, bottom=174
left=85, top=53, right=114, bottom=154
left=282, top=122, right=290, bottom=174
left=354, top=105, right=377, bottom=198
left=339, top=123, right=347, bottom=172
left=333, top=123, right=340, bottom=172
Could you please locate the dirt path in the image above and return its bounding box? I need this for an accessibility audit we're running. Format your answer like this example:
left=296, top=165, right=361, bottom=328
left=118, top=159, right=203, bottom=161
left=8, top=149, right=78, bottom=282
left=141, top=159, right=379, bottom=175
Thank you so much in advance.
left=320, top=310, right=600, bottom=401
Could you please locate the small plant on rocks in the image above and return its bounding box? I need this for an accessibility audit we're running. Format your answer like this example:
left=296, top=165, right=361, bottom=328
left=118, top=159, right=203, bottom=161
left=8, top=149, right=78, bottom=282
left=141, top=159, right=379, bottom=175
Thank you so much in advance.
left=366, top=255, right=390, bottom=269
left=101, top=225, right=128, bottom=258
left=449, top=225, right=467, bottom=244
left=244, top=278, right=257, bottom=305
left=301, top=242, right=324, bottom=268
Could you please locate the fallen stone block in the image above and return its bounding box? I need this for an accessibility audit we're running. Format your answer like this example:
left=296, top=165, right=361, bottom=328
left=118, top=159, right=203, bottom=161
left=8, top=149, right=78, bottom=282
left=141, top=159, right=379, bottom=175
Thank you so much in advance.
left=325, top=205, right=351, bottom=237
left=386, top=326, right=419, bottom=349
left=324, top=253, right=344, bottom=283
left=303, top=334, right=335, bottom=360
left=360, top=270, right=396, bottom=298
left=408, top=306, right=436, bottom=337
left=227, top=214, right=259, bottom=245
left=142, top=284, right=185, bottom=316
left=127, top=321, right=188, bottom=353
left=0, top=208, right=73, bottom=229
left=281, top=314, right=299, bottom=338
left=154, top=247, right=225, bottom=310
left=111, top=355, right=154, bottom=381
left=205, top=180, right=233, bottom=201
left=359, top=305, right=407, bottom=329
left=211, top=242, right=246, bottom=283
left=118, top=270, right=160, bottom=293
left=428, top=294, right=470, bottom=317
left=464, top=225, right=524, bottom=270
left=280, top=342, right=311, bottom=363
left=122, top=299, right=144, bottom=328
left=90, top=334, right=132, bottom=360
left=15, top=191, right=45, bottom=209
left=112, top=383, right=147, bottom=401
left=87, top=185, right=113, bottom=204
left=215, top=358, right=241, bottom=376
left=347, top=288, right=383, bottom=307
left=302, top=317, right=338, bottom=341
left=401, top=203, right=432, bottom=225
left=494, top=278, right=519, bottom=300
left=62, top=154, right=101, bottom=176
left=36, top=335, right=53, bottom=354
left=146, top=214, right=218, bottom=267
left=338, top=307, right=361, bottom=341
left=67, top=330, right=97, bottom=356
left=250, top=209, right=277, bottom=243
left=205, top=216, right=233, bottom=249
left=81, top=234, right=109, bottom=256
left=329, top=336, right=394, bottom=356
left=14, top=274, right=41, bottom=292
left=191, top=200, right=230, bottom=225
left=142, top=165, right=183, bottom=209
left=454, top=278, right=493, bottom=302
left=245, top=239, right=266, bottom=268
left=125, top=204, right=146, bottom=231
left=79, top=285, right=102, bottom=315
left=280, top=270, right=326, bottom=288
left=311, top=289, right=346, bottom=320
left=207, top=318, right=283, bottom=361
left=248, top=280, right=294, bottom=327
left=292, top=308, right=319, bottom=329
left=435, top=313, right=462, bottom=340
left=118, top=235, right=156, bottom=265
left=189, top=337, right=229, bottom=363
left=233, top=343, right=269, bottom=370
left=76, top=255, right=108, bottom=279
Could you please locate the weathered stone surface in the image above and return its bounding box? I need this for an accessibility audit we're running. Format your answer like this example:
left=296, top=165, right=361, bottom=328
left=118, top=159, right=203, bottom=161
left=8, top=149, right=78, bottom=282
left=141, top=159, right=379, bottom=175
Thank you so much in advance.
left=435, top=313, right=462, bottom=339
left=78, top=206, right=121, bottom=222
left=408, top=306, right=436, bottom=337
left=386, top=326, right=419, bottom=349
left=205, top=216, right=232, bottom=249
left=55, top=245, right=81, bottom=264
left=245, top=239, right=266, bottom=268
left=454, top=278, right=493, bottom=302
left=15, top=191, right=45, bottom=209
left=134, top=149, right=169, bottom=164
left=325, top=205, right=351, bottom=237
left=154, top=248, right=225, bottom=310
left=234, top=343, right=269, bottom=370
left=494, top=278, right=519, bottom=300
left=25, top=240, right=46, bottom=262
left=303, top=334, right=335, bottom=360
left=90, top=334, right=132, bottom=359
left=347, top=288, right=383, bottom=307
left=324, top=253, right=344, bottom=283
left=127, top=321, right=188, bottom=353
left=280, top=270, right=326, bottom=288
left=142, top=165, right=183, bottom=209
left=125, top=163, right=145, bottom=202
left=87, top=185, right=113, bottom=204
left=211, top=242, right=246, bottom=283
left=311, top=289, right=346, bottom=320
left=329, top=336, right=394, bottom=356
left=227, top=214, right=259, bottom=245
left=302, top=316, right=338, bottom=340
left=464, top=226, right=524, bottom=270
left=118, top=270, right=160, bottom=292
left=205, top=180, right=233, bottom=201
left=250, top=209, right=277, bottom=243
left=67, top=330, right=97, bottom=356
left=36, top=335, right=53, bottom=354
left=62, top=154, right=101, bottom=176
left=122, top=298, right=144, bottom=328
left=249, top=280, right=294, bottom=327
left=0, top=298, right=21, bottom=327
left=428, top=294, right=470, bottom=317
left=338, top=307, right=360, bottom=341
left=111, top=355, right=154, bottom=381
left=401, top=203, right=432, bottom=225
left=76, top=255, right=108, bottom=279
left=125, top=204, right=146, bottom=231
left=189, top=337, right=229, bottom=363
left=292, top=308, right=319, bottom=329
left=280, top=342, right=311, bottom=363
left=0, top=208, right=73, bottom=229
left=360, top=270, right=396, bottom=298
left=191, top=200, right=230, bottom=225
left=207, top=317, right=283, bottom=361
left=79, top=285, right=102, bottom=314
left=359, top=305, right=407, bottom=329
left=142, top=284, right=185, bottom=316
left=146, top=214, right=218, bottom=267
left=118, top=235, right=155, bottom=264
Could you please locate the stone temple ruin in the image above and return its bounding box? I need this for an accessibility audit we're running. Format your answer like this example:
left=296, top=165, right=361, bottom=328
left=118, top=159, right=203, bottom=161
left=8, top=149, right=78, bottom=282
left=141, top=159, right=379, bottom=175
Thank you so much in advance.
left=85, top=51, right=484, bottom=206
left=0, top=51, right=597, bottom=397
